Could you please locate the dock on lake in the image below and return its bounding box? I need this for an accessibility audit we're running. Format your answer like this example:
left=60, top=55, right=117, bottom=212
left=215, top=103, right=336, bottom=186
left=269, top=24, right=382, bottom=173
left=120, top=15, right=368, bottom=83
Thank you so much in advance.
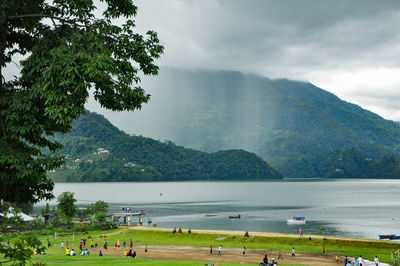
left=107, top=209, right=144, bottom=226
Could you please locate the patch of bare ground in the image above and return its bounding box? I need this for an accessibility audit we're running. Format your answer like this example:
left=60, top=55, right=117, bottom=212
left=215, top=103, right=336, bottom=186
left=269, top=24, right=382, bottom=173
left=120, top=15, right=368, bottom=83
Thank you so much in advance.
left=100, top=245, right=338, bottom=265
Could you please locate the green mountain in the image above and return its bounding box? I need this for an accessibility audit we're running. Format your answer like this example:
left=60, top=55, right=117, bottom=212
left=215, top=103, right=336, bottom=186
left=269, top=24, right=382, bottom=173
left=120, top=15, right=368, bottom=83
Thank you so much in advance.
left=49, top=111, right=282, bottom=182
left=101, top=68, right=400, bottom=177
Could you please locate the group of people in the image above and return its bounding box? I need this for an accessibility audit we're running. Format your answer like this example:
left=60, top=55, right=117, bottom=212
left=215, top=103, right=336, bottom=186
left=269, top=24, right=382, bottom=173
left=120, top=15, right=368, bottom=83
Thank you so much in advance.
left=110, top=239, right=134, bottom=249
left=261, top=254, right=279, bottom=266
left=123, top=249, right=137, bottom=258
left=172, top=227, right=191, bottom=234
left=64, top=247, right=90, bottom=256
left=341, top=255, right=380, bottom=266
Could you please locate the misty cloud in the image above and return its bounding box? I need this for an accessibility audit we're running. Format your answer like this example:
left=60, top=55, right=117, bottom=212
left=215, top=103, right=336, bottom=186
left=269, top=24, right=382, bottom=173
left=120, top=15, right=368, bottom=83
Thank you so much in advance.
left=127, top=0, right=400, bottom=120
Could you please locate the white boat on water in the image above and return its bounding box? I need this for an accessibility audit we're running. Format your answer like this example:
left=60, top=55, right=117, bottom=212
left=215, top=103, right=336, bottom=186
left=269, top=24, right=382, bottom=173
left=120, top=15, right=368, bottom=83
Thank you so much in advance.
left=287, top=216, right=306, bottom=224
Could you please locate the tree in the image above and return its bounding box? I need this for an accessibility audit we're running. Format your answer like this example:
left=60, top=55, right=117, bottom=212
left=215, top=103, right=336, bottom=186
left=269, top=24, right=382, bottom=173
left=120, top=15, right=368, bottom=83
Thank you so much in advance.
left=40, top=203, right=50, bottom=225
left=57, top=191, right=76, bottom=224
left=0, top=0, right=163, bottom=205
left=96, top=211, right=107, bottom=224
left=87, top=200, right=108, bottom=214
left=86, top=200, right=108, bottom=224
left=0, top=208, right=45, bottom=265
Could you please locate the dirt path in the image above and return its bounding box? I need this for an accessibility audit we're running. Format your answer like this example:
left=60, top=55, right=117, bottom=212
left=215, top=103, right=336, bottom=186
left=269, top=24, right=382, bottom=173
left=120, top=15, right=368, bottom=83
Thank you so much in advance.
left=101, top=244, right=338, bottom=265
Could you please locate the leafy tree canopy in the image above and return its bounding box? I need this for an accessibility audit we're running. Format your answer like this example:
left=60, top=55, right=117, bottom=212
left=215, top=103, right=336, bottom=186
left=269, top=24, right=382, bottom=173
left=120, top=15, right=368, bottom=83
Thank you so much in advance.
left=56, top=191, right=77, bottom=224
left=87, top=200, right=108, bottom=214
left=0, top=0, right=163, bottom=204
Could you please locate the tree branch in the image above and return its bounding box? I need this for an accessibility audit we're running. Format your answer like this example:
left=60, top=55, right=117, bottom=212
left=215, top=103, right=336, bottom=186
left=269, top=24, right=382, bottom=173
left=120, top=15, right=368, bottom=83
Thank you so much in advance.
left=5, top=14, right=92, bottom=28
left=6, top=13, right=68, bottom=21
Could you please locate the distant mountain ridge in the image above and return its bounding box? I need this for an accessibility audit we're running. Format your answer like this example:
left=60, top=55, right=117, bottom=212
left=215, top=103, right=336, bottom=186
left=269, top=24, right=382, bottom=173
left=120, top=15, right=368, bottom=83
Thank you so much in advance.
left=50, top=111, right=282, bottom=182
left=98, top=68, right=400, bottom=177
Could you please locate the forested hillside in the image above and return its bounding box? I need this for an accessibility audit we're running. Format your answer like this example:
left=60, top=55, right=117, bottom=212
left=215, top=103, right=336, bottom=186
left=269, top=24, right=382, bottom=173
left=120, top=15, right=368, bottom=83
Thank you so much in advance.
left=49, top=111, right=282, bottom=182
left=98, top=68, right=400, bottom=177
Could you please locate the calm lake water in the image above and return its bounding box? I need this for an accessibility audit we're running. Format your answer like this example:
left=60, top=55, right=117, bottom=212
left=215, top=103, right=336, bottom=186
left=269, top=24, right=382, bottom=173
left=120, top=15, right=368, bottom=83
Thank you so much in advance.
left=45, top=179, right=400, bottom=239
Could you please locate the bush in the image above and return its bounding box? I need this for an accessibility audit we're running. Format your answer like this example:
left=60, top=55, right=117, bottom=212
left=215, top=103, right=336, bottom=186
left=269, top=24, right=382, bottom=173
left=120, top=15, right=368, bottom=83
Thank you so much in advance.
left=30, top=218, right=44, bottom=230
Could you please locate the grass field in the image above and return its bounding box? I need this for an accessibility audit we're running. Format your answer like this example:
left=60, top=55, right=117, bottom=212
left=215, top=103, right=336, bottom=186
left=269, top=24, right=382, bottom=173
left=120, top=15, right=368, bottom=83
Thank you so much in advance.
left=32, top=255, right=258, bottom=266
left=3, top=226, right=399, bottom=265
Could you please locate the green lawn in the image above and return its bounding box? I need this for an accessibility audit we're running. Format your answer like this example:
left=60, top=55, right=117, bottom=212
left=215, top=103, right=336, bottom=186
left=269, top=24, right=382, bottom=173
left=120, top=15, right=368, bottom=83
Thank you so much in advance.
left=5, top=226, right=399, bottom=265
left=33, top=255, right=256, bottom=266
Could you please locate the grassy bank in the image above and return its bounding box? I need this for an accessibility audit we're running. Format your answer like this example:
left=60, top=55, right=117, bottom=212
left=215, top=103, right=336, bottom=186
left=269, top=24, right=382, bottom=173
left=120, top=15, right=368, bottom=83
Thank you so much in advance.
left=92, top=228, right=398, bottom=262
left=5, top=226, right=399, bottom=265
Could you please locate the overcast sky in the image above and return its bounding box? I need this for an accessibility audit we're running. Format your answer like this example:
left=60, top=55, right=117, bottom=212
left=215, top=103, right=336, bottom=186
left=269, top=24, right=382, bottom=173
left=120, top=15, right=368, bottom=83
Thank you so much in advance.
left=128, top=0, right=400, bottom=120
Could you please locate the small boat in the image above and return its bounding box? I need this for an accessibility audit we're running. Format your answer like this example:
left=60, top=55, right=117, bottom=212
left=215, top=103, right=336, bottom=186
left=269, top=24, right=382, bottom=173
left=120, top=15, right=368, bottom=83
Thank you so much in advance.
left=390, top=235, right=400, bottom=240
left=229, top=214, right=241, bottom=219
left=379, top=234, right=395, bottom=239
left=287, top=216, right=306, bottom=224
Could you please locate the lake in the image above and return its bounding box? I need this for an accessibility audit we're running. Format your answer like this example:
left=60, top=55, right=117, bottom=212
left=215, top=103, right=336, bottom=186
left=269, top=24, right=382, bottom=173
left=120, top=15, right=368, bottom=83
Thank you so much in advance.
left=46, top=179, right=400, bottom=239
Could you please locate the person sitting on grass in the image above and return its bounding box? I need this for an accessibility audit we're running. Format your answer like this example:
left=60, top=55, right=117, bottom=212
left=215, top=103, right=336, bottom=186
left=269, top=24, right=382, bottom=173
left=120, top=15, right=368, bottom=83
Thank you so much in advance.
left=98, top=250, right=103, bottom=256
left=173, top=227, right=177, bottom=233
left=127, top=249, right=132, bottom=257
left=132, top=251, right=136, bottom=258
left=70, top=249, right=76, bottom=256
left=124, top=249, right=128, bottom=257
left=79, top=249, right=84, bottom=256
left=65, top=248, right=70, bottom=256
left=85, top=249, right=90, bottom=256
left=178, top=227, right=182, bottom=233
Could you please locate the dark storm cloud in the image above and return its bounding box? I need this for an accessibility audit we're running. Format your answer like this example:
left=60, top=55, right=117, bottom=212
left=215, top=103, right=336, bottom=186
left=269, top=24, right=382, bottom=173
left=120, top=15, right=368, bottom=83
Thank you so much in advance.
left=135, top=0, right=400, bottom=78
left=110, top=0, right=400, bottom=120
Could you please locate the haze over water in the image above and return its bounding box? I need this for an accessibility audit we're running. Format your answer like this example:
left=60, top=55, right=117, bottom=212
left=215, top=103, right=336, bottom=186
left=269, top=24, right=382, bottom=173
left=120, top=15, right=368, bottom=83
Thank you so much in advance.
left=50, top=179, right=400, bottom=239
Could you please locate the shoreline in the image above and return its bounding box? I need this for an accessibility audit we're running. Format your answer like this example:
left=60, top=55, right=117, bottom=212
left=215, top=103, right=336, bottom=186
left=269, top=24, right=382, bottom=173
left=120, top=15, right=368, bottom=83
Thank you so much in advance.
left=128, top=225, right=388, bottom=243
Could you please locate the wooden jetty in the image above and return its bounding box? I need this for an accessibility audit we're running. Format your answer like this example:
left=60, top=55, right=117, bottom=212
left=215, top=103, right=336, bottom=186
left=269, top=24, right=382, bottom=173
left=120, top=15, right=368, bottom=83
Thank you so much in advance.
left=107, top=210, right=145, bottom=226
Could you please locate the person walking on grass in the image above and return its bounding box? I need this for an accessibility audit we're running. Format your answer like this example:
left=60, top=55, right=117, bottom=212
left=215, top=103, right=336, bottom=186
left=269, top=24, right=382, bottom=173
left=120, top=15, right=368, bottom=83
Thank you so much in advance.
left=210, top=246, right=213, bottom=254
left=292, top=246, right=295, bottom=257
left=278, top=250, right=282, bottom=259
left=130, top=239, right=133, bottom=249
left=145, top=244, right=148, bottom=253
left=218, top=245, right=222, bottom=256
left=61, top=241, right=64, bottom=249
left=90, top=239, right=94, bottom=250
left=242, top=246, right=246, bottom=256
